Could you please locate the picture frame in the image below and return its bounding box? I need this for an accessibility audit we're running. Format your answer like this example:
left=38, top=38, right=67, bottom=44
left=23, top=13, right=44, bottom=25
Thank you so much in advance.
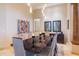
left=67, top=20, right=69, bottom=29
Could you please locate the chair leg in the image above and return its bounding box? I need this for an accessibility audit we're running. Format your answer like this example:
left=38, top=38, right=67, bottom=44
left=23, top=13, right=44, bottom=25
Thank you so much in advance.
left=54, top=45, right=57, bottom=56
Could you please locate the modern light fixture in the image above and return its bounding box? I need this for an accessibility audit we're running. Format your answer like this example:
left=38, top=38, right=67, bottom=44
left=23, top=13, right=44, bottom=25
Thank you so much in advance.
left=27, top=3, right=32, bottom=13
left=42, top=4, right=47, bottom=19
left=32, top=33, right=35, bottom=36
left=30, top=7, right=32, bottom=13
left=27, top=3, right=30, bottom=6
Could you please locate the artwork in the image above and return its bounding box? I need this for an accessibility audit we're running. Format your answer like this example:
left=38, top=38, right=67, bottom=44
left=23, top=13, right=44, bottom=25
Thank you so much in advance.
left=53, top=21, right=61, bottom=32
left=44, top=21, right=51, bottom=32
left=18, top=20, right=29, bottom=33
left=67, top=20, right=69, bottom=29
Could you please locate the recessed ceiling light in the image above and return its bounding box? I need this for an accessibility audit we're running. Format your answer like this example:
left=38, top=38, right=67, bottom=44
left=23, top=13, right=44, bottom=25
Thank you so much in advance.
left=42, top=4, right=47, bottom=19
left=27, top=3, right=30, bottom=6
left=30, top=7, right=32, bottom=13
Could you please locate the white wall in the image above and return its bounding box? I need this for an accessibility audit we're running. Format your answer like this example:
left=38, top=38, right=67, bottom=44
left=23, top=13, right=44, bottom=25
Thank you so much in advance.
left=0, top=4, right=7, bottom=48
left=67, top=4, right=73, bottom=44
left=6, top=4, right=29, bottom=36
left=0, top=4, right=6, bottom=36
left=6, top=4, right=27, bottom=45
left=0, top=4, right=33, bottom=49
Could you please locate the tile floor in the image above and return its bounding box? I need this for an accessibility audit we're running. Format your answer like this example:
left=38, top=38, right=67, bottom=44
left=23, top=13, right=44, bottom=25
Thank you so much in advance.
left=0, top=44, right=79, bottom=56
left=0, top=47, right=14, bottom=56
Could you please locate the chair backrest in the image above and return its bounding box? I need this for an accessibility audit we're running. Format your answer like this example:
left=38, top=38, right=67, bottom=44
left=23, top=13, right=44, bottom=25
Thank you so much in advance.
left=13, top=37, right=26, bottom=56
left=49, top=34, right=58, bottom=56
left=23, top=38, right=33, bottom=50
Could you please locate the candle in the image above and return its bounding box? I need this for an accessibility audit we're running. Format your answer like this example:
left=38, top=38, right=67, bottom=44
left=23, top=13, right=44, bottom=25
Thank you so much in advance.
left=40, top=32, right=41, bottom=34
left=32, top=33, right=34, bottom=36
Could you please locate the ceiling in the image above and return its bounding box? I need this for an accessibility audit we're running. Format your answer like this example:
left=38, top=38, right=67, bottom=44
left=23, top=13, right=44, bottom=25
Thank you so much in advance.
left=29, top=3, right=64, bottom=10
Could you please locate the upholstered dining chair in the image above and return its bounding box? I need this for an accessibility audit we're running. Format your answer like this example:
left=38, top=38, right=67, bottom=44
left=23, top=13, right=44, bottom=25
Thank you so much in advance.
left=48, top=33, right=58, bottom=56
left=13, top=37, right=35, bottom=56
left=13, top=37, right=26, bottom=56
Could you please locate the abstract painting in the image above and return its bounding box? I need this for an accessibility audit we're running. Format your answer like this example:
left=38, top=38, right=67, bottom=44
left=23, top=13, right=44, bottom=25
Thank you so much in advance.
left=17, top=20, right=29, bottom=34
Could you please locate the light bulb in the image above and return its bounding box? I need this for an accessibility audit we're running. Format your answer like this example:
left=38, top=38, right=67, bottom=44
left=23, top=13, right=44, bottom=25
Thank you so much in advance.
left=30, top=7, right=32, bottom=13
left=27, top=3, right=30, bottom=6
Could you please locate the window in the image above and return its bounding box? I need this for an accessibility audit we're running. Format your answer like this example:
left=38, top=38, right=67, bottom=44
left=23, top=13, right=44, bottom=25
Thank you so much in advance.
left=44, top=21, right=51, bottom=32
left=53, top=21, right=61, bottom=32
left=44, top=20, right=61, bottom=32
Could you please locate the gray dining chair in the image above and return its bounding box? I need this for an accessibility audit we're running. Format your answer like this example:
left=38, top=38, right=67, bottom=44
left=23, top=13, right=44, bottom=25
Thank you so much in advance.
left=48, top=33, right=58, bottom=56
left=13, top=37, right=26, bottom=56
